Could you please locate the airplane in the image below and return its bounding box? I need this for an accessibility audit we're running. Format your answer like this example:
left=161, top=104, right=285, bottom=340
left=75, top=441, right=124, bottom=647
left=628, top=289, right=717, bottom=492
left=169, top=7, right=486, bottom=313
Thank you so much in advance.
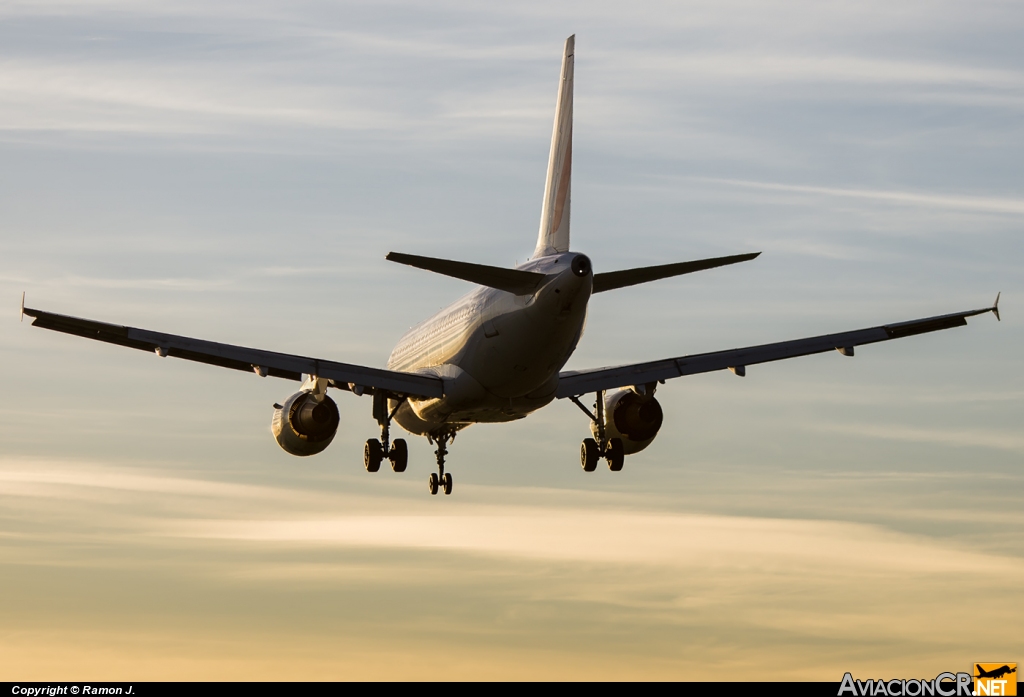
left=22, top=35, right=1000, bottom=496
left=975, top=665, right=1016, bottom=680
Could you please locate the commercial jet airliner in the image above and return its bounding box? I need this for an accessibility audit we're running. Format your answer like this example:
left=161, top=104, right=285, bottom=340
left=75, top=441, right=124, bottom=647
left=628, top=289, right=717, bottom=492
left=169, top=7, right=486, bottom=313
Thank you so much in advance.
left=22, top=36, right=1000, bottom=496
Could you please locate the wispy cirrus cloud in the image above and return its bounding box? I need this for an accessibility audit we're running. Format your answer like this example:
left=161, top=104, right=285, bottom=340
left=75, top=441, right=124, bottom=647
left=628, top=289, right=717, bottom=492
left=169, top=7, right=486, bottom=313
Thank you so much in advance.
left=688, top=177, right=1024, bottom=216
left=1, top=457, right=1022, bottom=679
left=3, top=459, right=1020, bottom=575
left=166, top=510, right=1024, bottom=576
left=810, top=421, right=1024, bottom=453
left=0, top=60, right=398, bottom=134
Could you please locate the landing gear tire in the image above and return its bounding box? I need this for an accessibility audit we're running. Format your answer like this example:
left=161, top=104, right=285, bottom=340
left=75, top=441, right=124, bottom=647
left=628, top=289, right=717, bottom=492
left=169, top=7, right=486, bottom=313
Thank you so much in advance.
left=581, top=438, right=600, bottom=472
left=442, top=472, right=453, bottom=495
left=606, top=437, right=625, bottom=471
left=428, top=472, right=439, bottom=495
left=389, top=438, right=408, bottom=472
left=364, top=439, right=383, bottom=472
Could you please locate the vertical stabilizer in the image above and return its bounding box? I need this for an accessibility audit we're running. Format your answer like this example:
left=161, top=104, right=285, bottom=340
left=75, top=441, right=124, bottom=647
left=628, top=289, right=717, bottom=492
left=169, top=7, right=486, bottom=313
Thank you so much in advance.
left=534, top=35, right=574, bottom=258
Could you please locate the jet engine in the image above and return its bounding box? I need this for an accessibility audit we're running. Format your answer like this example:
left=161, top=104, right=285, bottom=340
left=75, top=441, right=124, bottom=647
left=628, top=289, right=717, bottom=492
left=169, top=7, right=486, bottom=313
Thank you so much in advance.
left=591, top=388, right=664, bottom=454
left=271, top=390, right=340, bottom=456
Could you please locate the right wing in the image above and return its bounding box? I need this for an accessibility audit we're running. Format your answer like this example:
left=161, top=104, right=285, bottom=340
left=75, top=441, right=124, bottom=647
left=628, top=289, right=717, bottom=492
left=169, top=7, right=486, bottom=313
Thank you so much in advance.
left=556, top=300, right=1000, bottom=398
left=23, top=306, right=444, bottom=398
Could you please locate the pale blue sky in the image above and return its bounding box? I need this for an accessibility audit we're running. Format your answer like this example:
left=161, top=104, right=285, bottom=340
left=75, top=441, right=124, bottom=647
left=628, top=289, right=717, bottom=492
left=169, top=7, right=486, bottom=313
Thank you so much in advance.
left=0, top=0, right=1021, bottom=679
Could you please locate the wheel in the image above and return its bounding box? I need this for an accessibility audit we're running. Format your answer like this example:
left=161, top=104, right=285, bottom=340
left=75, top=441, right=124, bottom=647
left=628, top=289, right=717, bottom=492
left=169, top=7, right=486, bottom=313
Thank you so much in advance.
left=606, top=438, right=625, bottom=471
left=442, top=472, right=453, bottom=495
left=389, top=438, right=408, bottom=472
left=581, top=438, right=599, bottom=472
left=364, top=439, right=383, bottom=472
left=428, top=472, right=439, bottom=495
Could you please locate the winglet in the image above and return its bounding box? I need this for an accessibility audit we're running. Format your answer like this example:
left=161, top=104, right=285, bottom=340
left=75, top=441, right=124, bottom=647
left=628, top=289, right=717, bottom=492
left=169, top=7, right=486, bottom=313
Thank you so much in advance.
left=993, top=292, right=1001, bottom=322
left=20, top=292, right=25, bottom=322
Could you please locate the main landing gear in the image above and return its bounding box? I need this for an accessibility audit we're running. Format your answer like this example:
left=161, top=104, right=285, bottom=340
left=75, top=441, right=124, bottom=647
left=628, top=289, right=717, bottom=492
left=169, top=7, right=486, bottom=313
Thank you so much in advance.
left=364, top=392, right=409, bottom=473
left=361, top=392, right=456, bottom=497
left=570, top=390, right=625, bottom=472
left=427, top=429, right=456, bottom=496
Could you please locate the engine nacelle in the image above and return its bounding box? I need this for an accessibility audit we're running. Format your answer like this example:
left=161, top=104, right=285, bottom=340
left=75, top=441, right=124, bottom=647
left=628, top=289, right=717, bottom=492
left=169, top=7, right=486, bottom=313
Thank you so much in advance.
left=271, top=390, right=340, bottom=456
left=590, top=389, right=664, bottom=454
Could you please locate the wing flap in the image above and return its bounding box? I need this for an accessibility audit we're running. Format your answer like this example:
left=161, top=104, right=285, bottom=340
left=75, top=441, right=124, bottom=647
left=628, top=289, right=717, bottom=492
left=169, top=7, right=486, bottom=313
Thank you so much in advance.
left=556, top=304, right=996, bottom=398
left=24, top=307, right=444, bottom=398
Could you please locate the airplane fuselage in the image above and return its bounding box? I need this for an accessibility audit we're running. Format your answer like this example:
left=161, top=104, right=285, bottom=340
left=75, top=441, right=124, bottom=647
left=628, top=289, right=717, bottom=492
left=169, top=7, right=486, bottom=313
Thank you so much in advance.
left=386, top=252, right=592, bottom=435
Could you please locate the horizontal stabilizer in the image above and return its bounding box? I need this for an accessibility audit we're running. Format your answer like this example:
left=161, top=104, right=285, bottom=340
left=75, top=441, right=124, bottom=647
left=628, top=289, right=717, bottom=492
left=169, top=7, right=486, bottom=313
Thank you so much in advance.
left=592, top=252, right=761, bottom=293
left=386, top=252, right=546, bottom=295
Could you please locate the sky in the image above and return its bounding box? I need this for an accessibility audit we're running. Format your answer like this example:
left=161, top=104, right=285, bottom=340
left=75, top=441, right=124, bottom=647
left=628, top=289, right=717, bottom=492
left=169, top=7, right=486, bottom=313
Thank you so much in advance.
left=0, top=0, right=1022, bottom=680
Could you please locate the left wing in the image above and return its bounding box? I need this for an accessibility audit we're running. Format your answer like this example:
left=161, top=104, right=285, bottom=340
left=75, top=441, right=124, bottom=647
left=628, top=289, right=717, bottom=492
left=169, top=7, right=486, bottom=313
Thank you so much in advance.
left=22, top=306, right=444, bottom=398
left=556, top=299, right=1000, bottom=398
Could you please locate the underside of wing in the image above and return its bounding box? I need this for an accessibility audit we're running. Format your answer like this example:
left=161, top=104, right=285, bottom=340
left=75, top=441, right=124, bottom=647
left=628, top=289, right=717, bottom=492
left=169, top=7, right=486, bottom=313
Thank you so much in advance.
left=23, top=306, right=444, bottom=399
left=556, top=301, right=1000, bottom=398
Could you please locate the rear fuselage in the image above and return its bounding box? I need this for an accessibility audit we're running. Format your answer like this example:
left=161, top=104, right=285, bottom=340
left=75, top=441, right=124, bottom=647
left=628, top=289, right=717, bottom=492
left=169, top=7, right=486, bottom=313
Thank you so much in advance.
left=386, top=252, right=592, bottom=435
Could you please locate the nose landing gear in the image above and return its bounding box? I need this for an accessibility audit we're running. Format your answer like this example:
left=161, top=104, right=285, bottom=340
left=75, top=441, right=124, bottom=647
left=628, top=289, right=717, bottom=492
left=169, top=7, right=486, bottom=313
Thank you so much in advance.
left=427, top=471, right=453, bottom=496
left=364, top=392, right=409, bottom=473
left=427, top=429, right=456, bottom=496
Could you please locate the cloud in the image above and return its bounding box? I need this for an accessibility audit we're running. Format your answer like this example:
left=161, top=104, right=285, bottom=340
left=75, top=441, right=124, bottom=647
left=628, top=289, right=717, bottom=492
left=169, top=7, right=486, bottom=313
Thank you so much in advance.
left=1, top=457, right=1022, bottom=679
left=629, top=52, right=1024, bottom=89
left=687, top=177, right=1024, bottom=216
left=168, top=509, right=1024, bottom=578
left=811, top=421, right=1024, bottom=454
left=6, top=460, right=1016, bottom=576
left=0, top=60, right=398, bottom=134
